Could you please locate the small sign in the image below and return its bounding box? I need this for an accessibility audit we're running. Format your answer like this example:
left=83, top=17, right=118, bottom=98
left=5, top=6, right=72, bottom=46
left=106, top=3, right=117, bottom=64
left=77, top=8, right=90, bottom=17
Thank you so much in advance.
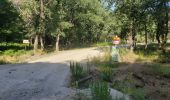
left=112, top=36, right=120, bottom=45
left=23, top=40, right=30, bottom=44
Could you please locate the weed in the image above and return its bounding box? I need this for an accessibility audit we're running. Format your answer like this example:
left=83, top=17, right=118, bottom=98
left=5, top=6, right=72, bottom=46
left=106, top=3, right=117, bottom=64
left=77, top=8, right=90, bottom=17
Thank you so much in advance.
left=90, top=82, right=112, bottom=100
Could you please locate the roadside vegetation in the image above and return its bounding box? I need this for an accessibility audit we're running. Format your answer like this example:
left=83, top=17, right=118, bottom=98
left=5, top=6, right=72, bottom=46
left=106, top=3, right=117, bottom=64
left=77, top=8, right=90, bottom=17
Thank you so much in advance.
left=0, top=43, right=34, bottom=64
left=70, top=43, right=170, bottom=100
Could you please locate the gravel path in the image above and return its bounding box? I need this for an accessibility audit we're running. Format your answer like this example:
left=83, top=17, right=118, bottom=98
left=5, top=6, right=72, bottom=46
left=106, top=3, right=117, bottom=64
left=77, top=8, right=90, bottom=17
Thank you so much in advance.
left=0, top=47, right=102, bottom=100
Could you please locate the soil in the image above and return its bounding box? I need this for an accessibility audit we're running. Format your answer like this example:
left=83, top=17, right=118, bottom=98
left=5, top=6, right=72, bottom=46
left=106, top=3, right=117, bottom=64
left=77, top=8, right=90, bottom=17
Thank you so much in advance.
left=113, top=63, right=170, bottom=100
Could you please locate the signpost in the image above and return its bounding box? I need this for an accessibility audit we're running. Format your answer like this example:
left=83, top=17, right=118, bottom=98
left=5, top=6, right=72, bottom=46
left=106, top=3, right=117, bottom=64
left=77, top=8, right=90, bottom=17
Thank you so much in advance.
left=111, top=36, right=120, bottom=62
left=23, top=40, right=30, bottom=44
left=23, top=40, right=30, bottom=50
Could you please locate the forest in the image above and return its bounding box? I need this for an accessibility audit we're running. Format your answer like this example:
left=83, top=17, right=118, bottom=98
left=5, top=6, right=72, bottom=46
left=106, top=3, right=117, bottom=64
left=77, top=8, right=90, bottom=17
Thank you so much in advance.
left=0, top=0, right=169, bottom=52
left=0, top=0, right=170, bottom=100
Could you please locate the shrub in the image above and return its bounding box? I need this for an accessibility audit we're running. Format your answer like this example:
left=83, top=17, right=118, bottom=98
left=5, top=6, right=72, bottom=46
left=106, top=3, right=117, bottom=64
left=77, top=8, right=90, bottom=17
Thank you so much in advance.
left=90, top=82, right=112, bottom=100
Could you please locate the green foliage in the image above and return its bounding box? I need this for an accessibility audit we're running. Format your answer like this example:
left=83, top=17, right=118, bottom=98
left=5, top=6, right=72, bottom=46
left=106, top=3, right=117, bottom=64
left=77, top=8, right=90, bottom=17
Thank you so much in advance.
left=3, top=49, right=15, bottom=56
left=0, top=43, right=31, bottom=51
left=0, top=0, right=24, bottom=42
left=92, top=42, right=112, bottom=47
left=89, top=47, right=121, bottom=68
left=1, top=49, right=33, bottom=57
left=1, top=0, right=169, bottom=58
left=70, top=62, right=86, bottom=80
left=90, top=82, right=112, bottom=100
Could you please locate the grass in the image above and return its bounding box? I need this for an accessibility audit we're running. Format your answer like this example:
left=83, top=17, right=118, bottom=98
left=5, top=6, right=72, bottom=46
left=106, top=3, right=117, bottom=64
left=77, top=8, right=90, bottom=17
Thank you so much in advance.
left=89, top=48, right=123, bottom=68
left=90, top=82, right=112, bottom=100
left=134, top=43, right=170, bottom=63
left=0, top=43, right=34, bottom=64
left=86, top=43, right=170, bottom=100
left=148, top=63, right=170, bottom=77
left=0, top=50, right=33, bottom=64
left=112, top=80, right=146, bottom=100
left=70, top=62, right=87, bottom=80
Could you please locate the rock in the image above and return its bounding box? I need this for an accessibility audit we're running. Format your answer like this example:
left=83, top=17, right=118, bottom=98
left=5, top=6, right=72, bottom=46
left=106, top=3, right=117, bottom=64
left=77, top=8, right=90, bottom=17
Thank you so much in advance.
left=76, top=88, right=131, bottom=100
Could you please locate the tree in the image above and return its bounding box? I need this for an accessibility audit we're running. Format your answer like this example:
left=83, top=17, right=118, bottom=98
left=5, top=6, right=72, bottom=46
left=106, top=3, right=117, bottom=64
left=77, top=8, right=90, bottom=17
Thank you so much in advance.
left=112, top=0, right=144, bottom=51
left=0, top=0, right=23, bottom=43
left=11, top=0, right=53, bottom=53
left=144, top=0, right=169, bottom=51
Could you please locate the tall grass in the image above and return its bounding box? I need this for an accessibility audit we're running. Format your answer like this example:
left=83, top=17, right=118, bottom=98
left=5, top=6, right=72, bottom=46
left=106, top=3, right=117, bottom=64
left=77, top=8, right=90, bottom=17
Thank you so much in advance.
left=0, top=43, right=34, bottom=64
left=90, top=82, right=112, bottom=100
left=112, top=80, right=146, bottom=100
left=0, top=49, right=33, bottom=64
left=70, top=62, right=87, bottom=80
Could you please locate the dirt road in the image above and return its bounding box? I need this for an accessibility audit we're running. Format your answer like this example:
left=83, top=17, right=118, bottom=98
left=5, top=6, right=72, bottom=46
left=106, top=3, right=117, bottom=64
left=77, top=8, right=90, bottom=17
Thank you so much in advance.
left=0, top=47, right=102, bottom=100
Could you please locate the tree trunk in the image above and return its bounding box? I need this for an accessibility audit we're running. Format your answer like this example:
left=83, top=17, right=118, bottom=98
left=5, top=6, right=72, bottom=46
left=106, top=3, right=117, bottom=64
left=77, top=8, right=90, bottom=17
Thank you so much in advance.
left=162, top=7, right=169, bottom=52
left=145, top=23, right=148, bottom=49
left=40, top=36, right=44, bottom=50
left=34, top=34, right=39, bottom=54
left=40, top=0, right=44, bottom=19
left=30, top=37, right=33, bottom=45
left=129, top=22, right=134, bottom=52
left=156, top=23, right=161, bottom=49
left=39, top=0, right=45, bottom=51
left=56, top=34, right=60, bottom=52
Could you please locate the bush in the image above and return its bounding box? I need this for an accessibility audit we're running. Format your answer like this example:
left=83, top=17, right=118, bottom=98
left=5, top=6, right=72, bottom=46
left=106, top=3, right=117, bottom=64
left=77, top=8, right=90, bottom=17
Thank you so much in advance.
left=90, top=82, right=112, bottom=100
left=0, top=43, right=31, bottom=51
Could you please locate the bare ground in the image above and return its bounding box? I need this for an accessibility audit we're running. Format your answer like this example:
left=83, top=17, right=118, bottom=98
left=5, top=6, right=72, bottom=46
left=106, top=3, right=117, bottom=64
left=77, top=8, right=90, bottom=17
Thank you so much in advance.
left=0, top=47, right=102, bottom=100
left=113, top=63, right=170, bottom=100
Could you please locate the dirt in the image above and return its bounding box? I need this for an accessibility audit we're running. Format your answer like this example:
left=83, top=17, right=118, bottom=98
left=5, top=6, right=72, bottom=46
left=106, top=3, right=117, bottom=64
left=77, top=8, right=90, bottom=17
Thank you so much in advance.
left=113, top=63, right=170, bottom=100
left=0, top=47, right=103, bottom=100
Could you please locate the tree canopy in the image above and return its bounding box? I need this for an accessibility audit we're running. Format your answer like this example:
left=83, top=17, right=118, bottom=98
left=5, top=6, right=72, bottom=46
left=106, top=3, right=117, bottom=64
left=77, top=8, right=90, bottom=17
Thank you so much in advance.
left=0, top=0, right=169, bottom=53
